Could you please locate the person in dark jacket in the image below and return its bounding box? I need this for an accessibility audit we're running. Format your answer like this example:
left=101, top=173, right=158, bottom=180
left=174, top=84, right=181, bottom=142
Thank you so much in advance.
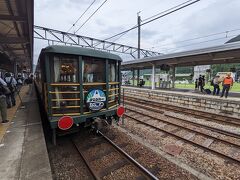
left=4, top=72, right=17, bottom=108
left=195, top=78, right=198, bottom=90
left=198, top=75, right=203, bottom=92
left=0, top=78, right=9, bottom=123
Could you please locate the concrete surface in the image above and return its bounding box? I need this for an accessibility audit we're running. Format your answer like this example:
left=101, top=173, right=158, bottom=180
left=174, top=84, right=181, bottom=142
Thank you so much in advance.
left=0, top=86, right=52, bottom=180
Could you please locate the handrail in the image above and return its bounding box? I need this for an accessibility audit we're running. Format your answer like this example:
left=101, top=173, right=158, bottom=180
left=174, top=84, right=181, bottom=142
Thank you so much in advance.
left=109, top=82, right=120, bottom=85
left=52, top=113, right=80, bottom=117
left=83, top=82, right=106, bottom=86
left=51, top=98, right=80, bottom=101
left=109, top=104, right=118, bottom=109
left=50, top=83, right=80, bottom=86
left=109, top=94, right=118, bottom=98
left=109, top=88, right=119, bottom=92
left=108, top=100, right=115, bottom=103
left=49, top=91, right=80, bottom=94
left=52, top=106, right=80, bottom=109
left=50, top=82, right=119, bottom=86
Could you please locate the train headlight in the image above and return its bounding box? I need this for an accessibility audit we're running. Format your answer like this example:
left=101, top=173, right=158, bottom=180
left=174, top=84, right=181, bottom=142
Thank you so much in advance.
left=58, top=116, right=74, bottom=130
left=117, top=106, right=125, bottom=117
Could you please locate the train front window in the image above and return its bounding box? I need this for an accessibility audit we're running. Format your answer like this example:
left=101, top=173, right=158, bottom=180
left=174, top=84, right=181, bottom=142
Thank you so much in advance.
left=109, top=60, right=116, bottom=82
left=53, top=55, right=78, bottom=83
left=51, top=55, right=80, bottom=114
left=83, top=57, right=105, bottom=83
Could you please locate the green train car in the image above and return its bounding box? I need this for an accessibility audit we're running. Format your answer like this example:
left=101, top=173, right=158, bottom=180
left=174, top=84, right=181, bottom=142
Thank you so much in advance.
left=35, top=45, right=124, bottom=144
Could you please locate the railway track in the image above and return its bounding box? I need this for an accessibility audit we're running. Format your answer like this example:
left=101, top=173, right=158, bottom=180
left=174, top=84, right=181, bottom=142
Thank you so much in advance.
left=123, top=95, right=240, bottom=128
left=124, top=99, right=240, bottom=139
left=72, top=131, right=158, bottom=180
left=124, top=106, right=240, bottom=165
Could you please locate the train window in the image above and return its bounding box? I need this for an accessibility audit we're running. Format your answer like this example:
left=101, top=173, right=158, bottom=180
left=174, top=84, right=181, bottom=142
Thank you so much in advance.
left=51, top=55, right=80, bottom=111
left=109, top=60, right=116, bottom=82
left=53, top=55, right=78, bottom=83
left=83, top=57, right=105, bottom=83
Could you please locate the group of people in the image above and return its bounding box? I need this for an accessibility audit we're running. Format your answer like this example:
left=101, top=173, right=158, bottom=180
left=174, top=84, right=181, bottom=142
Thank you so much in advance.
left=0, top=73, right=24, bottom=124
left=195, top=75, right=205, bottom=92
left=212, top=73, right=234, bottom=98
left=195, top=73, right=234, bottom=98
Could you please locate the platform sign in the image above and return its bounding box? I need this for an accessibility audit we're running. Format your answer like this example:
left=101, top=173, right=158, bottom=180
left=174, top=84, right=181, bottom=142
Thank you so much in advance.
left=86, top=89, right=106, bottom=111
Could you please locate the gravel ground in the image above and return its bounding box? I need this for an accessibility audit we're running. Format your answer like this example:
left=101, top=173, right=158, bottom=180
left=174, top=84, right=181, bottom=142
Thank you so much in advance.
left=102, top=165, right=144, bottom=180
left=91, top=152, right=122, bottom=171
left=102, top=127, right=198, bottom=179
left=127, top=104, right=240, bottom=157
left=73, top=131, right=151, bottom=179
left=47, top=136, right=93, bottom=180
left=165, top=111, right=240, bottom=135
left=122, top=109, right=240, bottom=179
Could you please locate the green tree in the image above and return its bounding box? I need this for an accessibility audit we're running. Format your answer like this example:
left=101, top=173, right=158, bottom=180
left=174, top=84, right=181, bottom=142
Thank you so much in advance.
left=211, top=63, right=240, bottom=76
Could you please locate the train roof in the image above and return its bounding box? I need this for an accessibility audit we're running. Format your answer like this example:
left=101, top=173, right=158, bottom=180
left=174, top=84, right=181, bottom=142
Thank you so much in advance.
left=40, top=45, right=122, bottom=61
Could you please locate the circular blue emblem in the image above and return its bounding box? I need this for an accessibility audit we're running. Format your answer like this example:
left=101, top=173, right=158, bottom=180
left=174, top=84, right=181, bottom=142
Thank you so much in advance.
left=86, top=89, right=106, bottom=111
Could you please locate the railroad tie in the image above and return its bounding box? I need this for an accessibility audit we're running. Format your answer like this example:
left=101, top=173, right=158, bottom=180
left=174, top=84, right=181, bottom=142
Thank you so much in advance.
left=176, top=133, right=195, bottom=146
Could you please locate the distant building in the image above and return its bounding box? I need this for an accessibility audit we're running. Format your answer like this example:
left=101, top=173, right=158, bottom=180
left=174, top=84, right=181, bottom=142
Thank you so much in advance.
left=193, top=65, right=210, bottom=80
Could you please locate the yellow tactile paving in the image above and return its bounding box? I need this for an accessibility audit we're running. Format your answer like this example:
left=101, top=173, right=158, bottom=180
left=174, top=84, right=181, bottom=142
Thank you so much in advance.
left=0, top=85, right=30, bottom=142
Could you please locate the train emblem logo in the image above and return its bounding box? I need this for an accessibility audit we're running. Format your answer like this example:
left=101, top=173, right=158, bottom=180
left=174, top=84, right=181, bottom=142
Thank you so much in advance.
left=86, top=89, right=106, bottom=111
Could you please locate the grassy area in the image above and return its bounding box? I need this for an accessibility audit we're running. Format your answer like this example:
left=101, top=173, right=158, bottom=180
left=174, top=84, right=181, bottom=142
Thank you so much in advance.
left=128, top=80, right=240, bottom=92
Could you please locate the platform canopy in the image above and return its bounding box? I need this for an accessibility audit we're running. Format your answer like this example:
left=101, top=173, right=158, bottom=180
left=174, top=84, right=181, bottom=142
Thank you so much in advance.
left=0, top=0, right=34, bottom=71
left=121, top=42, right=240, bottom=70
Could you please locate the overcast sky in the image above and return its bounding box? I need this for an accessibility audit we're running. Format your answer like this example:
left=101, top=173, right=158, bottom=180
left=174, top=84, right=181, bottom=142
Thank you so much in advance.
left=34, top=0, right=240, bottom=64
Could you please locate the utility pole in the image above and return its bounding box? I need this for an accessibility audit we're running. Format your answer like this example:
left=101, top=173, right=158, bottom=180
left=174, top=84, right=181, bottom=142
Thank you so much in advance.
left=137, top=11, right=141, bottom=59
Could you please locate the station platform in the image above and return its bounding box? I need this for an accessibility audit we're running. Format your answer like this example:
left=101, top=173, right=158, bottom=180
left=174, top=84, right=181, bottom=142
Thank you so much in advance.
left=0, top=85, right=52, bottom=180
left=123, top=86, right=240, bottom=118
left=128, top=85, right=240, bottom=98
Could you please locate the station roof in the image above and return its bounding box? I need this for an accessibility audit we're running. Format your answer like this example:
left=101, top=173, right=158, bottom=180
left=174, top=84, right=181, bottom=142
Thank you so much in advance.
left=226, top=34, right=240, bottom=43
left=121, top=42, right=240, bottom=70
left=0, top=0, right=34, bottom=71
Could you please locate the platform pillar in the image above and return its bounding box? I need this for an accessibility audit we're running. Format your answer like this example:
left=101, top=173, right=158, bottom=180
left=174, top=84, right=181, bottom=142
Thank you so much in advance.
left=137, top=69, right=140, bottom=86
left=13, top=60, right=17, bottom=76
left=132, top=69, right=135, bottom=86
left=151, top=64, right=156, bottom=90
left=172, top=66, right=176, bottom=88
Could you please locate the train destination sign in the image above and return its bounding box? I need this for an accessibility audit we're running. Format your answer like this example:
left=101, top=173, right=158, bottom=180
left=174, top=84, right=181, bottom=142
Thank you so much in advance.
left=86, top=89, right=106, bottom=111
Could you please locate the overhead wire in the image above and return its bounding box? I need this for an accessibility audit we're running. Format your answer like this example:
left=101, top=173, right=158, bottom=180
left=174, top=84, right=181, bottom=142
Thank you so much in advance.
left=154, top=28, right=240, bottom=48
left=75, top=0, right=108, bottom=34
left=142, top=0, right=194, bottom=22
left=64, top=0, right=108, bottom=45
left=158, top=34, right=238, bottom=53
left=99, top=0, right=200, bottom=43
left=67, top=0, right=97, bottom=33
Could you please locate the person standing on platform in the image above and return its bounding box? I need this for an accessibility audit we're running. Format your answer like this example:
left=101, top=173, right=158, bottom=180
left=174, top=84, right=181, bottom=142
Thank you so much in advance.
left=202, top=75, right=206, bottom=89
left=195, top=78, right=198, bottom=90
left=213, top=75, right=220, bottom=95
left=0, top=78, right=9, bottom=123
left=198, top=75, right=203, bottom=92
left=220, top=73, right=234, bottom=98
left=4, top=72, right=17, bottom=108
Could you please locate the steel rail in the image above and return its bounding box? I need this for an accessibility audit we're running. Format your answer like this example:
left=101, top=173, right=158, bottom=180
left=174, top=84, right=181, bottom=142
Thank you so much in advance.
left=97, top=130, right=159, bottom=180
left=125, top=99, right=240, bottom=139
left=71, top=139, right=100, bottom=180
left=124, top=111, right=240, bottom=165
left=124, top=95, right=240, bottom=127
left=126, top=106, right=240, bottom=149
